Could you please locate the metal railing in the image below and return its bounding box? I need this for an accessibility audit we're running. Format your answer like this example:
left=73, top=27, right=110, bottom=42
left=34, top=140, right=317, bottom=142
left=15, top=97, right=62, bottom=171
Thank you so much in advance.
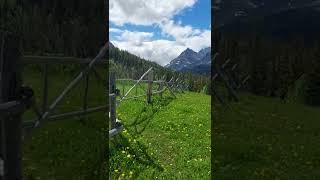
left=108, top=67, right=186, bottom=138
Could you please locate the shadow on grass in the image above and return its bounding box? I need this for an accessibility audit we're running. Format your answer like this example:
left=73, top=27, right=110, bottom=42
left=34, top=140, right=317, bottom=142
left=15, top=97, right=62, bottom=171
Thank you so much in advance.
left=111, top=134, right=164, bottom=178
left=110, top=96, right=174, bottom=178
left=23, top=114, right=107, bottom=179
left=127, top=106, right=156, bottom=135
left=127, top=96, right=174, bottom=135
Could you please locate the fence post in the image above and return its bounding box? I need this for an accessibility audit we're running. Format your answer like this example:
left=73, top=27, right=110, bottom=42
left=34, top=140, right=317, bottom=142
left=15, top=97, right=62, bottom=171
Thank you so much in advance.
left=109, top=72, right=116, bottom=128
left=122, top=81, right=125, bottom=98
left=164, top=80, right=176, bottom=98
left=174, top=78, right=179, bottom=92
left=215, top=65, right=239, bottom=102
left=42, top=63, right=48, bottom=114
left=230, top=64, right=239, bottom=88
left=82, top=71, right=89, bottom=121
left=135, top=83, right=138, bottom=96
left=222, top=67, right=238, bottom=91
left=159, top=82, right=163, bottom=99
left=168, top=77, right=173, bottom=87
left=179, top=80, right=184, bottom=93
left=0, top=32, right=23, bottom=180
left=147, top=70, right=153, bottom=104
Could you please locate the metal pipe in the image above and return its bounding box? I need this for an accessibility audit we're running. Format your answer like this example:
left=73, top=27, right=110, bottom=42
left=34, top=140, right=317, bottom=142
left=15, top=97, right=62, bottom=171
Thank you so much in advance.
left=33, top=43, right=108, bottom=129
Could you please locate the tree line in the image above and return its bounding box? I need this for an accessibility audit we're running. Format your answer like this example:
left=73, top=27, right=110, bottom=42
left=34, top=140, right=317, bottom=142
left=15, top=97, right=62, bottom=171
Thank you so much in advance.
left=109, top=46, right=211, bottom=94
left=1, top=0, right=106, bottom=57
left=214, top=27, right=320, bottom=106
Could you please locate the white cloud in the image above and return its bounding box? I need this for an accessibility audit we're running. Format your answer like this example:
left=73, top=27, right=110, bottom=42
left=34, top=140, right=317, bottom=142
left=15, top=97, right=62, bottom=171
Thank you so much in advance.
left=116, top=30, right=154, bottom=46
left=159, top=20, right=211, bottom=51
left=159, top=20, right=195, bottom=40
left=111, top=27, right=210, bottom=66
left=185, top=30, right=211, bottom=51
left=113, top=39, right=186, bottom=66
left=109, top=0, right=210, bottom=66
left=109, top=28, right=123, bottom=33
left=110, top=0, right=197, bottom=26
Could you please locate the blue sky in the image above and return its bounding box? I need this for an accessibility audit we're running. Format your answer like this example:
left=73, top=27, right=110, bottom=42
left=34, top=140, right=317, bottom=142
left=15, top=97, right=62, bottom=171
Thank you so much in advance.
left=109, top=0, right=211, bottom=66
left=172, top=0, right=211, bottom=29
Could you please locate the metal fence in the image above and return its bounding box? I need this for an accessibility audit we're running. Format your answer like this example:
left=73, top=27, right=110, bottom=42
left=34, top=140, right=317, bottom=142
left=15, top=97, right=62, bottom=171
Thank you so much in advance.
left=22, top=43, right=108, bottom=132
left=108, top=67, right=187, bottom=138
left=212, top=52, right=251, bottom=106
left=0, top=38, right=108, bottom=179
left=0, top=35, right=188, bottom=179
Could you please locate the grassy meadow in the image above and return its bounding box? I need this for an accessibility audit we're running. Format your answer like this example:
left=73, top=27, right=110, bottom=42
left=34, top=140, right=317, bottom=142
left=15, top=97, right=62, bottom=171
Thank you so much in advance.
left=109, top=92, right=211, bottom=179
left=21, top=64, right=212, bottom=179
left=22, top=64, right=108, bottom=179
left=213, top=93, right=320, bottom=179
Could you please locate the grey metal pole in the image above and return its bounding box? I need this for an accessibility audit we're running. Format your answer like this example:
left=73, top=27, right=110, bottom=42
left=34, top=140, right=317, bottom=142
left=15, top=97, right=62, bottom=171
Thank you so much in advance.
left=82, top=71, right=89, bottom=121
left=147, top=70, right=153, bottom=104
left=0, top=32, right=23, bottom=180
left=0, top=30, right=6, bottom=180
left=120, top=67, right=152, bottom=101
left=34, top=42, right=108, bottom=128
left=42, top=63, right=48, bottom=114
left=109, top=72, right=116, bottom=128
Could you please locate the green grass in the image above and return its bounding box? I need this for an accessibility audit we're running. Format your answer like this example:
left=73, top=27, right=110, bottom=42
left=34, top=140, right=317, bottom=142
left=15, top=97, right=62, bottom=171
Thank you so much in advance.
left=213, top=93, right=320, bottom=179
left=23, top=113, right=106, bottom=179
left=109, top=92, right=211, bottom=179
left=22, top=65, right=108, bottom=179
left=21, top=64, right=211, bottom=179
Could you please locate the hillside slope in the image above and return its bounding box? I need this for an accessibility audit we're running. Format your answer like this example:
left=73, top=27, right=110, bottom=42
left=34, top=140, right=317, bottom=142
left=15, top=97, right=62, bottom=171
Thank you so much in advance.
left=109, top=42, right=175, bottom=78
left=213, top=93, right=320, bottom=179
left=110, top=92, right=211, bottom=179
left=109, top=43, right=211, bottom=93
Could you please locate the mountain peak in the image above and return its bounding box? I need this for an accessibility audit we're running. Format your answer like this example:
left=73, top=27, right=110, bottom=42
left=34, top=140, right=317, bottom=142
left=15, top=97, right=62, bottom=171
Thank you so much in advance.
left=198, top=47, right=211, bottom=59
left=109, top=41, right=115, bottom=49
left=198, top=47, right=210, bottom=53
left=181, top=48, right=197, bottom=55
left=166, top=47, right=211, bottom=74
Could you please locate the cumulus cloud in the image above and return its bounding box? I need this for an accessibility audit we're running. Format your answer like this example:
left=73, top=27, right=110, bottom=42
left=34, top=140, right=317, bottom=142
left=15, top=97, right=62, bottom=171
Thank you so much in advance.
left=110, top=0, right=197, bottom=26
left=159, top=20, right=210, bottom=50
left=160, top=20, right=196, bottom=40
left=109, top=0, right=210, bottom=66
left=116, top=30, right=154, bottom=46
left=111, top=27, right=210, bottom=66
left=113, top=39, right=186, bottom=66
left=109, top=28, right=123, bottom=33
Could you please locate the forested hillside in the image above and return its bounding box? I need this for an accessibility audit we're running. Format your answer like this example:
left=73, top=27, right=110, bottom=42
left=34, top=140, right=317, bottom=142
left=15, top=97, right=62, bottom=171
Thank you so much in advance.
left=109, top=43, right=212, bottom=94
left=109, top=43, right=172, bottom=78
left=1, top=0, right=106, bottom=57
left=214, top=23, right=320, bottom=106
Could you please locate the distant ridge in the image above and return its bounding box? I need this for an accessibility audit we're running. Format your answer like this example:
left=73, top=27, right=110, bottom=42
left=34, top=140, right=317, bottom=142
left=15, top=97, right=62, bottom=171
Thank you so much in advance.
left=166, top=47, right=211, bottom=74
